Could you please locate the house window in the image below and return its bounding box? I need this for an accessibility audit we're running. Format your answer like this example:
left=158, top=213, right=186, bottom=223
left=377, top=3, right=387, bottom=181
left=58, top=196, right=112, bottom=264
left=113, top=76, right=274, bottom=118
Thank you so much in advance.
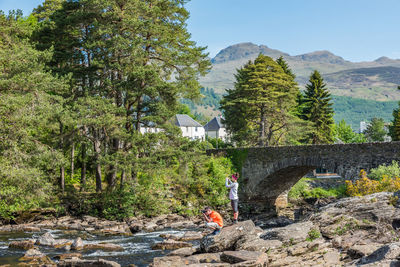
left=195, top=127, right=198, bottom=132
left=186, top=126, right=189, bottom=132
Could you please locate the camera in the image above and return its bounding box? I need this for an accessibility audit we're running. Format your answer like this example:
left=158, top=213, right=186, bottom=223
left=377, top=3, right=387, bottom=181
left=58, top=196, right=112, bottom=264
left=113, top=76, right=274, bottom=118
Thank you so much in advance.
left=201, top=210, right=206, bottom=214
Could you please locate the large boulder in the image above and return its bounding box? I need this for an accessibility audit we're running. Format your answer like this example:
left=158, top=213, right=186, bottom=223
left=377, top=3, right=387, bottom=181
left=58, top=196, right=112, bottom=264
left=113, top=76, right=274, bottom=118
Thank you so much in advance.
left=35, top=232, right=56, bottom=246
left=19, top=248, right=55, bottom=266
left=351, top=242, right=400, bottom=266
left=71, top=237, right=84, bottom=250
left=35, top=232, right=72, bottom=248
left=261, top=221, right=314, bottom=244
left=200, top=220, right=261, bottom=253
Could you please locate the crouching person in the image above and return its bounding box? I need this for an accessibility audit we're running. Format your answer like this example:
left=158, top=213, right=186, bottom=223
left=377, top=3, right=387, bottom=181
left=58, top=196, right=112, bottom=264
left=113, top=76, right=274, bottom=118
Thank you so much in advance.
left=202, top=206, right=223, bottom=235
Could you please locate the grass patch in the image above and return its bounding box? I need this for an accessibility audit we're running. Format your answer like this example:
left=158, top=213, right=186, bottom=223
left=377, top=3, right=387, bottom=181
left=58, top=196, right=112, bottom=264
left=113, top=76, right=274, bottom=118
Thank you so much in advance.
left=288, top=178, right=347, bottom=200
left=306, top=228, right=321, bottom=241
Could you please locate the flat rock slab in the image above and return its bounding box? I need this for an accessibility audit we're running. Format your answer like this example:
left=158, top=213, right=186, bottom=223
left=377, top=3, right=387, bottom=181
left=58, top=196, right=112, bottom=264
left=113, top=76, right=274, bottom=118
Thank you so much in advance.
left=152, top=240, right=192, bottom=250
left=58, top=258, right=120, bottom=267
left=186, top=253, right=222, bottom=264
left=261, top=221, right=314, bottom=244
left=83, top=243, right=124, bottom=251
left=236, top=236, right=283, bottom=252
left=152, top=256, right=186, bottom=267
left=168, top=247, right=197, bottom=257
left=8, top=240, right=35, bottom=250
left=54, top=253, right=83, bottom=260
left=179, top=232, right=203, bottom=241
left=220, top=250, right=268, bottom=265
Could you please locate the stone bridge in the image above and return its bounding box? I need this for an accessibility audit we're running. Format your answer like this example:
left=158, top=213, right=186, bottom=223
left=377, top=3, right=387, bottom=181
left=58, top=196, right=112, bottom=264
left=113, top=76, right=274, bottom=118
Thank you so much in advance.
left=207, top=142, right=400, bottom=209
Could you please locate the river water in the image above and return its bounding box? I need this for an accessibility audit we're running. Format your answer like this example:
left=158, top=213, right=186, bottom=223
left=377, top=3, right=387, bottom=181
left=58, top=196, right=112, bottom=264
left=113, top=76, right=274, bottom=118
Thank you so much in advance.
left=0, top=228, right=196, bottom=266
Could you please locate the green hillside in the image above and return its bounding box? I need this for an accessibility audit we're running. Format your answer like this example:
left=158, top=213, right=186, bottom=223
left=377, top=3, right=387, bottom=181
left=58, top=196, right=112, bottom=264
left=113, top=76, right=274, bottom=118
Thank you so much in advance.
left=332, top=95, right=398, bottom=130
left=199, top=42, right=400, bottom=100
left=184, top=89, right=399, bottom=131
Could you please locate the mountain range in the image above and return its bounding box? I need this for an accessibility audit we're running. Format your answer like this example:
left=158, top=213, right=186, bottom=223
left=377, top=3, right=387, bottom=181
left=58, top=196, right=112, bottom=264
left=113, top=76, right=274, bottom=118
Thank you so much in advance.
left=199, top=42, right=400, bottom=101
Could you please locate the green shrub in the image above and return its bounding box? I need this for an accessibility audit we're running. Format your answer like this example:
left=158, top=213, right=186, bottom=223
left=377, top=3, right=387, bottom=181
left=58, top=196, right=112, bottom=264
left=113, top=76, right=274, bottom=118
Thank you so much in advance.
left=306, top=228, right=321, bottom=241
left=289, top=178, right=347, bottom=201
left=0, top=158, right=54, bottom=220
left=369, top=161, right=400, bottom=181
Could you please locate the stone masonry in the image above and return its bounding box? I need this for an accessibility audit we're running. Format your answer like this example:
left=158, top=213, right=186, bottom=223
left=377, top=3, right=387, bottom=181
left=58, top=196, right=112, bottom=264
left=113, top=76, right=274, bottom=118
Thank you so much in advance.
left=207, top=142, right=400, bottom=209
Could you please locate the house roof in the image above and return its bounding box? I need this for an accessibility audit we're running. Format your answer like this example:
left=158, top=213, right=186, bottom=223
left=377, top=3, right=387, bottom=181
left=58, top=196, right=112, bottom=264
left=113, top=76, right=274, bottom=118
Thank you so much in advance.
left=175, top=114, right=203, bottom=127
left=204, top=116, right=225, bottom=131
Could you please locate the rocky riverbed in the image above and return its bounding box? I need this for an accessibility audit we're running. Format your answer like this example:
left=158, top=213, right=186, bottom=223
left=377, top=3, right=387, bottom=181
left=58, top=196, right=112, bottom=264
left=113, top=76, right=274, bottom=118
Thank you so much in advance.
left=2, top=191, right=400, bottom=266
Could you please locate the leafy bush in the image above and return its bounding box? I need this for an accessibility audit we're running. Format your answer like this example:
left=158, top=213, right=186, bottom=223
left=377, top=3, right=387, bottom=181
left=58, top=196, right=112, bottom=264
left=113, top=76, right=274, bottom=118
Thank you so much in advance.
left=288, top=178, right=346, bottom=200
left=0, top=159, right=54, bottom=219
left=369, top=161, right=400, bottom=181
left=306, top=229, right=321, bottom=241
left=345, top=169, right=400, bottom=196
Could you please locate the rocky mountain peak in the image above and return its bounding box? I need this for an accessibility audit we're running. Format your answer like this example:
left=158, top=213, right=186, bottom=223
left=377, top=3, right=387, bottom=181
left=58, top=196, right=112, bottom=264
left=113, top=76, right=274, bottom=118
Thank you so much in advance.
left=211, top=42, right=288, bottom=64
left=294, top=50, right=348, bottom=65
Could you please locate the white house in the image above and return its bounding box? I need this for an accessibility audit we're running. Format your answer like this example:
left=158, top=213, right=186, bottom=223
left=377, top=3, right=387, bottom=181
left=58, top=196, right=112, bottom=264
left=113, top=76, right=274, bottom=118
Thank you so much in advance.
left=175, top=114, right=205, bottom=140
left=204, top=116, right=228, bottom=141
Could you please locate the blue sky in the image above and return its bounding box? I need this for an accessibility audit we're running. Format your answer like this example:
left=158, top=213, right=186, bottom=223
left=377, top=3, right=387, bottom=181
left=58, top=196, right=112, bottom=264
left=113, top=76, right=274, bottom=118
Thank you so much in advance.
left=1, top=0, right=400, bottom=62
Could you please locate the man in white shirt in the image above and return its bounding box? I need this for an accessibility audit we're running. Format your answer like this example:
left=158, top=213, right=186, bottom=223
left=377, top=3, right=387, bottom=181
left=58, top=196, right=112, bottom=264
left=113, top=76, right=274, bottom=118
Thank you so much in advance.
left=226, top=173, right=239, bottom=224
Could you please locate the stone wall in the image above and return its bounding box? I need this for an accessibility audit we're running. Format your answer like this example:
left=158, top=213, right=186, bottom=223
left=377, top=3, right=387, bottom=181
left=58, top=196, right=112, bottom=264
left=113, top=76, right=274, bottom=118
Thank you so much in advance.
left=207, top=142, right=400, bottom=209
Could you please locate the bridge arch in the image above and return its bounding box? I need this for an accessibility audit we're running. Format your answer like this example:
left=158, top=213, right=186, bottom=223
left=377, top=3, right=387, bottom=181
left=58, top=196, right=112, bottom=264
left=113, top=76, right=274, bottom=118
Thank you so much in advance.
left=207, top=142, right=400, bottom=210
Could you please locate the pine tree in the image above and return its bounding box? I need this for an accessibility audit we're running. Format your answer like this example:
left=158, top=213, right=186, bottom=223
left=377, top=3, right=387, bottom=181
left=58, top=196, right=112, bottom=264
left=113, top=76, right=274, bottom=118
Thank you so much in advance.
left=302, top=70, right=334, bottom=144
left=33, top=0, right=211, bottom=191
left=365, top=117, right=387, bottom=142
left=390, top=106, right=400, bottom=141
left=221, top=54, right=298, bottom=146
left=276, top=56, right=296, bottom=79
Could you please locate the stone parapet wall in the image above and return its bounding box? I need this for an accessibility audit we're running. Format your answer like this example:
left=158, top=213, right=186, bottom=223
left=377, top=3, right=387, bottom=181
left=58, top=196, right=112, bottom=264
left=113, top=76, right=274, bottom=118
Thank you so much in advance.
left=207, top=142, right=400, bottom=208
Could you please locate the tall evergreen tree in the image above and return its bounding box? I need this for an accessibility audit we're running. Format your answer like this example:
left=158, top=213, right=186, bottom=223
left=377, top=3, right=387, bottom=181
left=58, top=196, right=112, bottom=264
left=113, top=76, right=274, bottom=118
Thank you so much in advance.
left=390, top=105, right=400, bottom=141
left=33, top=0, right=211, bottom=191
left=276, top=56, right=295, bottom=79
left=301, top=70, right=334, bottom=144
left=221, top=54, right=298, bottom=146
left=365, top=117, right=387, bottom=142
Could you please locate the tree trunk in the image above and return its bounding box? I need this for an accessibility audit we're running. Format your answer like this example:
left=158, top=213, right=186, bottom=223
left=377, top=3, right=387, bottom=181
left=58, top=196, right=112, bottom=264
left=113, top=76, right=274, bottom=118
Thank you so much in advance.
left=94, top=132, right=102, bottom=192
left=59, top=122, right=65, bottom=192
left=60, top=166, right=65, bottom=193
left=71, top=141, right=75, bottom=179
left=95, top=162, right=102, bottom=192
left=80, top=143, right=86, bottom=191
left=259, top=106, right=266, bottom=147
left=120, top=170, right=125, bottom=190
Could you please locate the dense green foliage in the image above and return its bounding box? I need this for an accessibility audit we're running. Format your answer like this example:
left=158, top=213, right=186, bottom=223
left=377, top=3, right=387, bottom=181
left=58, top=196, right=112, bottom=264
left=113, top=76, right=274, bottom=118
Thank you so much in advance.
left=332, top=96, right=396, bottom=130
left=300, top=71, right=335, bottom=144
left=333, top=120, right=367, bottom=143
left=288, top=178, right=346, bottom=200
left=364, top=117, right=387, bottom=142
left=369, top=161, right=400, bottom=181
left=389, top=102, right=400, bottom=141
left=62, top=154, right=232, bottom=220
left=0, top=1, right=235, bottom=220
left=220, top=54, right=305, bottom=146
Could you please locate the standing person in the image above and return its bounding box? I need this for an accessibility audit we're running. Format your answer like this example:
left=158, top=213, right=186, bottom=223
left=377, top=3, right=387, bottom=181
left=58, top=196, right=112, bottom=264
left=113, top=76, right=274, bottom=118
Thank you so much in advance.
left=202, top=206, right=223, bottom=235
left=226, top=173, right=239, bottom=224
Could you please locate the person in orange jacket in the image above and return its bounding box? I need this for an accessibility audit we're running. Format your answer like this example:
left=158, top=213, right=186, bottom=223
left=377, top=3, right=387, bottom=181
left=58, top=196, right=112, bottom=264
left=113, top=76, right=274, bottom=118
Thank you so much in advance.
left=202, top=206, right=223, bottom=235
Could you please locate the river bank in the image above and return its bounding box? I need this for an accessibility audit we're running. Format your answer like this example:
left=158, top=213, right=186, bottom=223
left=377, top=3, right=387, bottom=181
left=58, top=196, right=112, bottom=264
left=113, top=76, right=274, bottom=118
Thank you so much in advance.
left=2, top=191, right=400, bottom=266
left=0, top=214, right=206, bottom=266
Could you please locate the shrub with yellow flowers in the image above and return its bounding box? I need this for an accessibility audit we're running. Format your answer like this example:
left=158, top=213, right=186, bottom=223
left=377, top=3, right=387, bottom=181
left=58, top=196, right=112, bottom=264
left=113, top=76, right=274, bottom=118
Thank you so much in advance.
left=346, top=169, right=400, bottom=197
